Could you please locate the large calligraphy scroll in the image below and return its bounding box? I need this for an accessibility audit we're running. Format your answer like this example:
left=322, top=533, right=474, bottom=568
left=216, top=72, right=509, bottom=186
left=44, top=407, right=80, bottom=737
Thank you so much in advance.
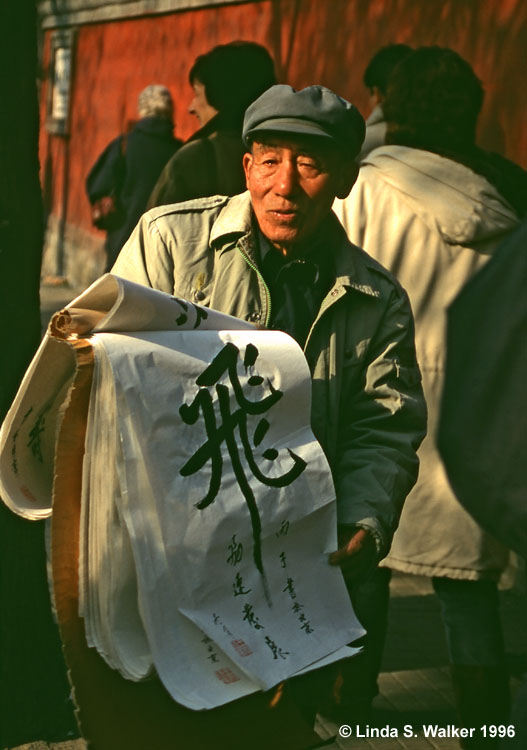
left=0, top=274, right=363, bottom=712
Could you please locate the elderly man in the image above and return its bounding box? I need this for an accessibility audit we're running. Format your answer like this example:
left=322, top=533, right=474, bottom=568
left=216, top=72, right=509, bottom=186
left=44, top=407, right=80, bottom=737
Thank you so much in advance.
left=113, top=84, right=426, bottom=722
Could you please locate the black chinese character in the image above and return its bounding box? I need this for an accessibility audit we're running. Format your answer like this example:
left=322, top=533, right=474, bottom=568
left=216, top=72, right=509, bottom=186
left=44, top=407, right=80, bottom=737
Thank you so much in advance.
left=264, top=636, right=289, bottom=660
left=171, top=297, right=209, bottom=329
left=242, top=603, right=264, bottom=630
left=276, top=520, right=290, bottom=538
left=11, top=429, right=19, bottom=475
left=233, top=571, right=252, bottom=597
left=22, top=406, right=34, bottom=423
left=27, top=413, right=46, bottom=463
left=179, top=342, right=306, bottom=586
left=227, top=534, right=243, bottom=565
left=283, top=578, right=296, bottom=599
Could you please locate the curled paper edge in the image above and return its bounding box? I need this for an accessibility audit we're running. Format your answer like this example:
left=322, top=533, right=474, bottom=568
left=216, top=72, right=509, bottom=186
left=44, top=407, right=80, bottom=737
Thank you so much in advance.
left=50, top=308, right=107, bottom=338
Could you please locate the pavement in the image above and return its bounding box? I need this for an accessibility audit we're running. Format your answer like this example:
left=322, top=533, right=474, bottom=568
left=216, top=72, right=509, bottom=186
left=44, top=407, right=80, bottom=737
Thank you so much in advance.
left=10, top=283, right=525, bottom=750
left=315, top=570, right=526, bottom=749
left=11, top=566, right=526, bottom=749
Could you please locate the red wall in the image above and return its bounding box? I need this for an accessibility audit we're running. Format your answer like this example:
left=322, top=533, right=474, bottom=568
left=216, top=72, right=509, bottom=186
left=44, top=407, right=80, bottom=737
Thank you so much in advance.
left=39, top=0, right=527, bottom=238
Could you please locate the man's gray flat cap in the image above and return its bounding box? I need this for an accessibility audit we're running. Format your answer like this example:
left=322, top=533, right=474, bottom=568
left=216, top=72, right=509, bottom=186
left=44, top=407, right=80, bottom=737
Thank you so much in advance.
left=243, top=84, right=365, bottom=158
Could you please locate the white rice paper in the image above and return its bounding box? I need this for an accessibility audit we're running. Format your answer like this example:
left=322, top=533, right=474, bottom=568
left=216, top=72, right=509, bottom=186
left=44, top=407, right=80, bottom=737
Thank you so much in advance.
left=0, top=274, right=363, bottom=710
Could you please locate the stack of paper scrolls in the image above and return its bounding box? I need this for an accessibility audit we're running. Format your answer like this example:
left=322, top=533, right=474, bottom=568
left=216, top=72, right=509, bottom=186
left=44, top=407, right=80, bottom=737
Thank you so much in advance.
left=0, top=274, right=363, bottom=710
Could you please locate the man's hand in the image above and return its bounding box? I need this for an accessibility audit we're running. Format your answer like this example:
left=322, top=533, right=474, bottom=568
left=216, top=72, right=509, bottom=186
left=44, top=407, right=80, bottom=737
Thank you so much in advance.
left=329, top=526, right=378, bottom=582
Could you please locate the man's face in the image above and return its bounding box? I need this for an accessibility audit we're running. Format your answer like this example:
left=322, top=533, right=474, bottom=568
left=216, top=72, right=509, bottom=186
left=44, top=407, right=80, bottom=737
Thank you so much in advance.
left=188, top=79, right=218, bottom=126
left=243, top=136, right=356, bottom=256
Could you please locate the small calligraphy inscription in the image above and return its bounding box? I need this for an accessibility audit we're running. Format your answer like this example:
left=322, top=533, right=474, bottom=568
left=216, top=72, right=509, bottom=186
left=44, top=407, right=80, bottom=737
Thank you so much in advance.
left=233, top=572, right=251, bottom=597
left=27, top=413, right=46, bottom=463
left=242, top=603, right=264, bottom=630
left=264, top=636, right=289, bottom=661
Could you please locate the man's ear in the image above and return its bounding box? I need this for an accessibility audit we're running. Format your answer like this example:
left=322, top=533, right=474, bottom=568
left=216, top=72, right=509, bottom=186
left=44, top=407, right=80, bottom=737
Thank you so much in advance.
left=242, top=152, right=253, bottom=190
left=373, top=86, right=384, bottom=105
left=335, top=160, right=359, bottom=199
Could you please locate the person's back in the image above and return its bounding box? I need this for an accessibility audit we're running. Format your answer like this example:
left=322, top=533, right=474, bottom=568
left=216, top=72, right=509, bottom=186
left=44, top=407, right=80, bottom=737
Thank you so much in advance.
left=119, top=112, right=182, bottom=241
left=148, top=121, right=246, bottom=206
left=335, top=45, right=527, bottom=739
left=439, top=220, right=527, bottom=558
left=338, top=143, right=519, bottom=575
left=337, top=47, right=525, bottom=396
left=336, top=49, right=524, bottom=577
left=86, top=84, right=182, bottom=269
left=148, top=41, right=276, bottom=208
left=439, top=221, right=527, bottom=750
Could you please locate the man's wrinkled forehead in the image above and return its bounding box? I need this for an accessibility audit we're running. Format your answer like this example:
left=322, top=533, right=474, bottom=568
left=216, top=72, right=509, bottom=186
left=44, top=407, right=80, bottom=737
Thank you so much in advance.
left=249, top=133, right=341, bottom=161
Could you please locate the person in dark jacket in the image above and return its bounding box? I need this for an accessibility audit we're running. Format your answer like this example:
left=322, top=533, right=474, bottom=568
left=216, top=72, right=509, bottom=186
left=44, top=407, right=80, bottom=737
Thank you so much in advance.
left=147, top=41, right=276, bottom=208
left=439, top=221, right=527, bottom=750
left=86, top=85, right=182, bottom=270
left=357, top=43, right=413, bottom=160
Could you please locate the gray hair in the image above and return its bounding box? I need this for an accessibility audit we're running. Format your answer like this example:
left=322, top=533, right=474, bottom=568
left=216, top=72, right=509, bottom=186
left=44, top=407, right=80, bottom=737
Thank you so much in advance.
left=137, top=85, right=173, bottom=120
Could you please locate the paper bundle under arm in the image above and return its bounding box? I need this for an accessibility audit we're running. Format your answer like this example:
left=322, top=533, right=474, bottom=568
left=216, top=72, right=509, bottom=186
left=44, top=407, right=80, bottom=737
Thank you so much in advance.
left=0, top=273, right=363, bottom=710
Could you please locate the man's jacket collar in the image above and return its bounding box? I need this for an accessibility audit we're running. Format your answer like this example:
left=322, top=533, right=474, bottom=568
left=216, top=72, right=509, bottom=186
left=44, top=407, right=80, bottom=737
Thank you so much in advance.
left=210, top=191, right=384, bottom=299
left=134, top=116, right=175, bottom=139
left=209, top=192, right=254, bottom=247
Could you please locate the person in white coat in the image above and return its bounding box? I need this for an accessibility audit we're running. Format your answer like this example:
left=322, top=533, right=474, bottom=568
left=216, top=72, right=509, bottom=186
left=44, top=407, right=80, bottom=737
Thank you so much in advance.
left=335, top=46, right=527, bottom=746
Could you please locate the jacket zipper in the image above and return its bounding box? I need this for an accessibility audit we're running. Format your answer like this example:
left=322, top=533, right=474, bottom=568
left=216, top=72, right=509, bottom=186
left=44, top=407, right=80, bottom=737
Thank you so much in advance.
left=237, top=245, right=272, bottom=327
